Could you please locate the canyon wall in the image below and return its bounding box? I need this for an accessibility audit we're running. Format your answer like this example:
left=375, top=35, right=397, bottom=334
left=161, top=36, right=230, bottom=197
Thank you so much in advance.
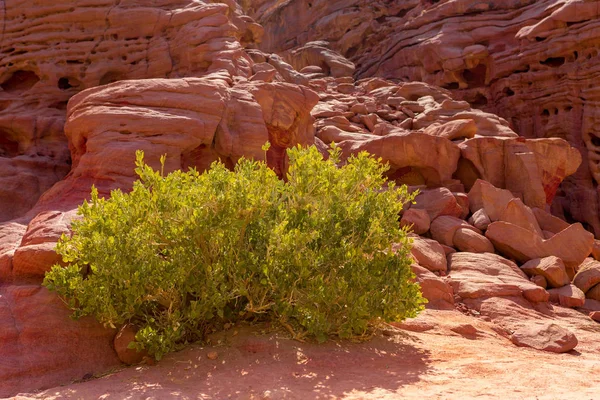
left=244, top=0, right=600, bottom=236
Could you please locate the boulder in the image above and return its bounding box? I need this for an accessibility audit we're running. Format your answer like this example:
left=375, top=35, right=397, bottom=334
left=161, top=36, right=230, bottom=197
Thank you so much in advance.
left=411, top=264, right=454, bottom=309
left=486, top=221, right=594, bottom=270
left=412, top=187, right=463, bottom=220
left=422, top=119, right=477, bottom=140
left=448, top=252, right=549, bottom=303
left=547, top=285, right=586, bottom=308
left=114, top=324, right=147, bottom=365
left=467, top=179, right=515, bottom=221
left=532, top=208, right=570, bottom=234
left=410, top=236, right=447, bottom=273
left=452, top=227, right=495, bottom=254
left=520, top=256, right=570, bottom=289
left=510, top=323, right=578, bottom=353
left=498, top=198, right=543, bottom=236
left=400, top=208, right=430, bottom=235
left=430, top=215, right=481, bottom=247
left=530, top=275, right=547, bottom=289
left=572, top=258, right=600, bottom=294
left=468, top=208, right=491, bottom=231
left=586, top=284, right=600, bottom=301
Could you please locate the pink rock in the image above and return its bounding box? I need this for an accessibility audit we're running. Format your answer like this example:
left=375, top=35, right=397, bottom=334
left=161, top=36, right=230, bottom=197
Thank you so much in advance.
left=590, top=311, right=600, bottom=322
left=468, top=208, right=491, bottom=231
left=499, top=198, right=543, bottom=237
left=510, top=323, right=578, bottom=353
left=573, top=258, right=600, bottom=294
left=547, top=285, right=586, bottom=308
left=430, top=215, right=481, bottom=247
left=412, top=187, right=464, bottom=220
left=453, top=192, right=470, bottom=220
left=423, top=119, right=477, bottom=140
left=337, top=132, right=461, bottom=187
left=0, top=285, right=118, bottom=397
left=532, top=208, right=570, bottom=235
left=448, top=252, right=549, bottom=304
left=530, top=275, right=547, bottom=289
left=400, top=208, right=430, bottom=235
left=520, top=256, right=570, bottom=289
left=411, top=264, right=454, bottom=310
left=467, top=179, right=515, bottom=221
left=410, top=236, right=447, bottom=273
left=592, top=240, right=600, bottom=261
left=586, top=284, right=600, bottom=302
left=114, top=324, right=147, bottom=365
left=486, top=221, right=594, bottom=270
left=452, top=227, right=495, bottom=254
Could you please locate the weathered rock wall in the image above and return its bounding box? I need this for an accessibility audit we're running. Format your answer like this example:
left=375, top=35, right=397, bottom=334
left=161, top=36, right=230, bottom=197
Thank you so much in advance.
left=0, top=0, right=254, bottom=223
left=244, top=0, right=600, bottom=236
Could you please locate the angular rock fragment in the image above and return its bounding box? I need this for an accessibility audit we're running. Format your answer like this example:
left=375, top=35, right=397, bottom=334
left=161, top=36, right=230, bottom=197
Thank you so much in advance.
left=572, top=258, right=600, bottom=294
left=452, top=227, right=495, bottom=254
left=547, top=285, right=586, bottom=308
left=510, top=323, right=578, bottom=353
left=520, top=256, right=570, bottom=289
left=400, top=208, right=430, bottom=235
left=410, top=236, right=447, bottom=273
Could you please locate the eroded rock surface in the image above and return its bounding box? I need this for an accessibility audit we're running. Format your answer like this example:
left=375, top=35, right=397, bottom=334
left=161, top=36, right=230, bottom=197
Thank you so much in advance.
left=243, top=0, right=600, bottom=237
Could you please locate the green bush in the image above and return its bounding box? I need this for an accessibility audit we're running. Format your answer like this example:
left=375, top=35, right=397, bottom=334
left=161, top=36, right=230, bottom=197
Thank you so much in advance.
left=43, top=144, right=424, bottom=360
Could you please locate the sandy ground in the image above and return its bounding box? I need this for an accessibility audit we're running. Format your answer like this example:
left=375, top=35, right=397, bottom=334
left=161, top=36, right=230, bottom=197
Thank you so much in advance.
left=9, top=309, right=600, bottom=400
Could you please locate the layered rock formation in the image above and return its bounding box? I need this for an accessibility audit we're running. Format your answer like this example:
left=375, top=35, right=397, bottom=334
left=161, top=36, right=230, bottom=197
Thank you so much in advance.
left=2, top=0, right=600, bottom=397
left=244, top=0, right=600, bottom=237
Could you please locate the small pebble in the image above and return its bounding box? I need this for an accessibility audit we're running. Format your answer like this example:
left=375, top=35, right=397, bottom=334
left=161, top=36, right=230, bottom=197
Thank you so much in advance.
left=207, top=351, right=219, bottom=360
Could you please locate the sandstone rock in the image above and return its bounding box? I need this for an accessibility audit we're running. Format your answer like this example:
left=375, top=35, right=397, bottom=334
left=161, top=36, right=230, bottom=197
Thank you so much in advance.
left=572, top=258, right=600, bottom=294
left=547, top=285, right=586, bottom=308
left=498, top=198, right=543, bottom=237
left=411, top=264, right=454, bottom=310
left=410, top=236, right=447, bottom=273
left=287, top=41, right=355, bottom=78
left=591, top=312, right=600, bottom=322
left=0, top=285, right=118, bottom=397
left=593, top=240, right=600, bottom=261
left=422, top=119, right=477, bottom=140
left=246, top=0, right=597, bottom=236
left=412, top=187, right=463, bottom=220
left=520, top=256, right=570, bottom=289
left=532, top=207, right=570, bottom=235
left=530, top=275, right=547, bottom=289
left=510, top=323, right=578, bottom=353
left=400, top=208, right=430, bottom=235
left=337, top=132, right=461, bottom=186
left=0, top=0, right=255, bottom=223
left=467, top=180, right=515, bottom=221
left=486, top=221, right=594, bottom=270
left=452, top=193, right=470, bottom=220
left=468, top=208, right=491, bottom=231
left=441, top=245, right=457, bottom=257
left=430, top=216, right=481, bottom=247
left=114, top=324, right=147, bottom=365
left=586, top=284, right=600, bottom=302
left=448, top=252, right=549, bottom=304
left=459, top=138, right=580, bottom=210
left=452, top=227, right=495, bottom=254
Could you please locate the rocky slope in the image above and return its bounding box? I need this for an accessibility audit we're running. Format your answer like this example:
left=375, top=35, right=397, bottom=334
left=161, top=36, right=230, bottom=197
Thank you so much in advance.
left=243, top=0, right=600, bottom=237
left=1, top=0, right=600, bottom=398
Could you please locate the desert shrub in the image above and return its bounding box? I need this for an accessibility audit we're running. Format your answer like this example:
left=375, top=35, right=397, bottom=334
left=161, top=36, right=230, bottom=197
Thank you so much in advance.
left=43, top=144, right=424, bottom=360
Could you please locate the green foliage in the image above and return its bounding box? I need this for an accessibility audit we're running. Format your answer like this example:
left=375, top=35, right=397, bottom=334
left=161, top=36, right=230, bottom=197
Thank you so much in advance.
left=43, top=145, right=424, bottom=360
